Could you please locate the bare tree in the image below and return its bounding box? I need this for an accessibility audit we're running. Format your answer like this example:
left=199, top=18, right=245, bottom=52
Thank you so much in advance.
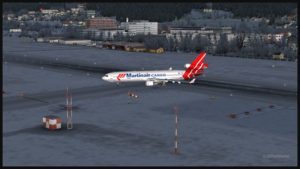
left=235, top=33, right=246, bottom=50
left=178, top=33, right=192, bottom=52
left=258, top=19, right=270, bottom=33
left=132, top=34, right=146, bottom=43
left=145, top=35, right=159, bottom=49
left=216, top=34, right=229, bottom=55
left=192, top=34, right=209, bottom=52
left=114, top=32, right=123, bottom=41
left=167, top=36, right=176, bottom=51
left=107, top=32, right=111, bottom=41
left=17, top=9, right=28, bottom=16
left=228, top=38, right=238, bottom=53
left=38, top=28, right=52, bottom=38
left=235, top=21, right=250, bottom=50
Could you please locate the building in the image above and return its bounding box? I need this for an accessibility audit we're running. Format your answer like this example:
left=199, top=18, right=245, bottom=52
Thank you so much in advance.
left=288, top=14, right=296, bottom=21
left=272, top=53, right=285, bottom=59
left=36, top=37, right=62, bottom=43
left=148, top=47, right=164, bottom=54
left=102, top=42, right=147, bottom=52
left=77, top=21, right=86, bottom=26
left=203, top=8, right=213, bottom=13
left=250, top=17, right=263, bottom=21
left=78, top=3, right=86, bottom=10
left=121, top=20, right=158, bottom=35
left=81, top=28, right=124, bottom=40
left=170, top=27, right=213, bottom=35
left=62, top=20, right=73, bottom=26
left=37, top=38, right=46, bottom=42
left=58, top=39, right=92, bottom=45
left=9, top=29, right=22, bottom=33
left=86, top=10, right=96, bottom=18
left=170, top=27, right=232, bottom=35
left=266, top=33, right=290, bottom=43
left=41, top=9, right=59, bottom=15
left=168, top=26, right=233, bottom=44
left=49, top=37, right=63, bottom=43
left=5, top=14, right=16, bottom=21
left=71, top=8, right=80, bottom=15
left=243, top=33, right=268, bottom=46
left=86, top=17, right=117, bottom=30
left=18, top=14, right=30, bottom=21
left=28, top=11, right=36, bottom=15
left=42, top=115, right=61, bottom=130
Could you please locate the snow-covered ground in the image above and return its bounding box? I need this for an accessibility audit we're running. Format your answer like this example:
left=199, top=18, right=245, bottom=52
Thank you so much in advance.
left=3, top=37, right=297, bottom=93
left=3, top=56, right=297, bottom=166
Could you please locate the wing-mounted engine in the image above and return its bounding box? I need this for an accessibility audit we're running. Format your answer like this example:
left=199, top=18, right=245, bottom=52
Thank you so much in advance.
left=145, top=80, right=168, bottom=86
left=145, top=81, right=155, bottom=86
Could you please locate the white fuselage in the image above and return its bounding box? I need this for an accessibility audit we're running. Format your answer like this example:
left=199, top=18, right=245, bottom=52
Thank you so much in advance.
left=102, top=70, right=186, bottom=82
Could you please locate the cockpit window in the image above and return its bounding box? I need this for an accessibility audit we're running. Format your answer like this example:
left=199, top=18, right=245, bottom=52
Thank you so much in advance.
left=105, top=75, right=108, bottom=77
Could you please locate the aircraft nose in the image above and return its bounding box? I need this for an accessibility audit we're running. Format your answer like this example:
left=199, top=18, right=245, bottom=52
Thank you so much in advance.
left=102, top=76, right=107, bottom=80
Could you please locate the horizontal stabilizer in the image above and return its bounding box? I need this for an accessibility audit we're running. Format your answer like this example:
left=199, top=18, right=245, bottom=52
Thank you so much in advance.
left=189, top=78, right=196, bottom=84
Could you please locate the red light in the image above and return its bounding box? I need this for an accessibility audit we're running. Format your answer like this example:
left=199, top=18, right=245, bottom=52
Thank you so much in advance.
left=40, top=8, right=43, bottom=11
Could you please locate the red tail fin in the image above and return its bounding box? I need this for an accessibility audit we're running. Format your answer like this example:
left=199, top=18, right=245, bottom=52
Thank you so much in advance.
left=182, top=53, right=206, bottom=80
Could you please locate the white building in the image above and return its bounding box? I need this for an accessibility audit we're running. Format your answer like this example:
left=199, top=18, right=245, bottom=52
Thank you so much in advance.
left=17, top=14, right=30, bottom=21
left=168, top=27, right=233, bottom=43
left=121, top=20, right=158, bottom=35
left=170, top=27, right=232, bottom=35
left=71, top=8, right=80, bottom=15
left=37, top=37, right=46, bottom=42
left=9, top=29, right=22, bottom=33
left=5, top=14, right=16, bottom=21
left=266, top=33, right=290, bottom=42
left=86, top=10, right=96, bottom=18
left=170, top=27, right=213, bottom=35
left=58, top=39, right=92, bottom=45
left=28, top=11, right=36, bottom=15
left=41, top=9, right=59, bottom=15
left=81, top=28, right=125, bottom=40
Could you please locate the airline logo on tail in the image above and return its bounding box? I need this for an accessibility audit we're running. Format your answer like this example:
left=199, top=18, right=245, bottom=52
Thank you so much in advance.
left=182, top=53, right=207, bottom=80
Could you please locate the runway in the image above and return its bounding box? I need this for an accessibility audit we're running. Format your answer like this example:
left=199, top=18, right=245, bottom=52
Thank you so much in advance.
left=3, top=52, right=297, bottom=96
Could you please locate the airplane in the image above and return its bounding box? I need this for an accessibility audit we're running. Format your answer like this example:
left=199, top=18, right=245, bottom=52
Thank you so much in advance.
left=102, top=52, right=209, bottom=86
